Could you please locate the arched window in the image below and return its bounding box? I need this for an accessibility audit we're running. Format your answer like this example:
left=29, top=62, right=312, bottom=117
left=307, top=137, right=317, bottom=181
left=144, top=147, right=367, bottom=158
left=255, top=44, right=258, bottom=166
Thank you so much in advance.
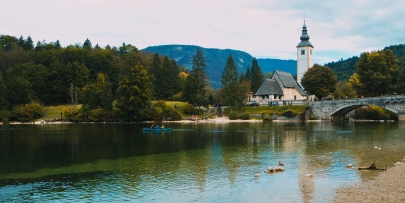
left=301, top=49, right=305, bottom=55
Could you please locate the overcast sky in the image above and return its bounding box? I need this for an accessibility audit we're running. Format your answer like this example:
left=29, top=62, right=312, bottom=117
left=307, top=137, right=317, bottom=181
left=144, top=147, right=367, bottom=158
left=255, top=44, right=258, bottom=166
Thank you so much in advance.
left=1, top=0, right=404, bottom=64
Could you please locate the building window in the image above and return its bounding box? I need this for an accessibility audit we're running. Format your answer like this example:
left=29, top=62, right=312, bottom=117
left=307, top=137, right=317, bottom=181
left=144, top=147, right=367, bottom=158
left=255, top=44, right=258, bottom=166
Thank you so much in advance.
left=294, top=95, right=296, bottom=100
left=266, top=95, right=269, bottom=99
left=274, top=95, right=277, bottom=99
left=310, top=49, right=312, bottom=55
left=301, top=49, right=305, bottom=55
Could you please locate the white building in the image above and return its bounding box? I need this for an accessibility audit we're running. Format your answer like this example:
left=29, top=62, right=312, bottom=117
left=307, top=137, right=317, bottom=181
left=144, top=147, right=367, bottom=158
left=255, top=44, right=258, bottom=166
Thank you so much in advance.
left=296, top=21, right=314, bottom=87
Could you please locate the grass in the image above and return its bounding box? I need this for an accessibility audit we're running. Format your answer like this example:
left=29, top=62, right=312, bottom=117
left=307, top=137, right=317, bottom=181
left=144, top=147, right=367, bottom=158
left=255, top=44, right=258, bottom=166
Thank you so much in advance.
left=224, top=105, right=309, bottom=116
left=42, top=104, right=81, bottom=120
left=164, top=101, right=188, bottom=109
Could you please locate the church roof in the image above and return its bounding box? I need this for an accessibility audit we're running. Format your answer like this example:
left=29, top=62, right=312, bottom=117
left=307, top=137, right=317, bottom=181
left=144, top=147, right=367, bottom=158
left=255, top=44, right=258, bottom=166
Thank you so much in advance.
left=297, top=21, right=313, bottom=48
left=255, top=79, right=284, bottom=96
left=273, top=70, right=307, bottom=96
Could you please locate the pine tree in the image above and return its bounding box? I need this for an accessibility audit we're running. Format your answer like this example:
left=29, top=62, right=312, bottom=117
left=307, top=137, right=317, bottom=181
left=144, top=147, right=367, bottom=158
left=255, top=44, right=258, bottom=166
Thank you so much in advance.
left=25, top=36, right=34, bottom=51
left=183, top=48, right=208, bottom=107
left=83, top=38, right=92, bottom=49
left=221, top=54, right=239, bottom=108
left=54, top=40, right=61, bottom=49
left=150, top=53, right=162, bottom=99
left=251, top=58, right=263, bottom=93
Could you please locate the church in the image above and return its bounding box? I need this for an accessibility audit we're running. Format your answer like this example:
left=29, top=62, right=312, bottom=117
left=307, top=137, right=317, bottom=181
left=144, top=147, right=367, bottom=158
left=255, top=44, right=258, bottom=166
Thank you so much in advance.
left=249, top=21, right=313, bottom=105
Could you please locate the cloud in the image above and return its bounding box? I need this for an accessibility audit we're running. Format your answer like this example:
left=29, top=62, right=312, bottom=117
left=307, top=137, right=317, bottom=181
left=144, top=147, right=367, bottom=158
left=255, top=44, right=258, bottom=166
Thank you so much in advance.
left=1, top=0, right=404, bottom=63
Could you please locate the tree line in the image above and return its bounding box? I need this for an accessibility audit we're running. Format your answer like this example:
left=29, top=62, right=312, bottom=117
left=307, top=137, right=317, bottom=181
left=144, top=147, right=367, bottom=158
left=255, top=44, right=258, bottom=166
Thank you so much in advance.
left=301, top=49, right=405, bottom=100
left=0, top=35, right=264, bottom=122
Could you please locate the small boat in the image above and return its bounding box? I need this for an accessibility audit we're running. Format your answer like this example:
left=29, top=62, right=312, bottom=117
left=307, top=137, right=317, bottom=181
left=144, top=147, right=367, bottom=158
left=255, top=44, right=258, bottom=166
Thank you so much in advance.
left=143, top=128, right=172, bottom=132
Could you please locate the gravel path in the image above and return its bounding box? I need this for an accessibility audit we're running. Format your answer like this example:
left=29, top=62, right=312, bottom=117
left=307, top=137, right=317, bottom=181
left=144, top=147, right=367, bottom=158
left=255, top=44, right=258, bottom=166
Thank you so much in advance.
left=335, top=160, right=405, bottom=203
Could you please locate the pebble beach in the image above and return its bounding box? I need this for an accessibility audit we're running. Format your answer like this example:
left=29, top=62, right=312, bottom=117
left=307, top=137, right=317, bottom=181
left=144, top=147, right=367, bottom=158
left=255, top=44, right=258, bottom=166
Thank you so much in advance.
left=335, top=159, right=405, bottom=202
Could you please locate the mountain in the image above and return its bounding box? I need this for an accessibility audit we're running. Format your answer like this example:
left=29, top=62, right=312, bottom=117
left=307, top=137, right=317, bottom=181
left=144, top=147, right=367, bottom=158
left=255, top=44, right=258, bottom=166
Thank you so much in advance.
left=257, top=58, right=296, bottom=76
left=142, top=45, right=296, bottom=89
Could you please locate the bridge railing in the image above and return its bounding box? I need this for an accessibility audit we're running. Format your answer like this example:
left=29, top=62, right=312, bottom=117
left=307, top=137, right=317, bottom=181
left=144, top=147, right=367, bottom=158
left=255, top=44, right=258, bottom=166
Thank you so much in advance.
left=311, top=95, right=405, bottom=104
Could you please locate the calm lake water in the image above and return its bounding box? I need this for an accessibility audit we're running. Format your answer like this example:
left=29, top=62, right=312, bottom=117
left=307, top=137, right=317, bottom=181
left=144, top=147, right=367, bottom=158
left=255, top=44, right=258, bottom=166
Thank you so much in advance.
left=1, top=121, right=404, bottom=202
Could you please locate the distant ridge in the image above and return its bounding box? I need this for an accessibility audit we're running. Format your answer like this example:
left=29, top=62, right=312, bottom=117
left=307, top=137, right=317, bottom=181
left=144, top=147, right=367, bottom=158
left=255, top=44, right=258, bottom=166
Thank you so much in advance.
left=142, top=45, right=297, bottom=89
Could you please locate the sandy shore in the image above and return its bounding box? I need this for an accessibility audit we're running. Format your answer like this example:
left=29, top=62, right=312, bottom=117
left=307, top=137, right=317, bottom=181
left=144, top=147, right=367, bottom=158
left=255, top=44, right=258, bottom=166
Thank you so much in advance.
left=334, top=158, right=405, bottom=202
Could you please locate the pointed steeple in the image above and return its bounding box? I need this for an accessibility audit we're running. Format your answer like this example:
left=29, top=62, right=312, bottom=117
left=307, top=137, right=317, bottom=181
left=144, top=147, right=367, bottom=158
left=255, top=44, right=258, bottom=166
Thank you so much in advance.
left=297, top=20, right=313, bottom=47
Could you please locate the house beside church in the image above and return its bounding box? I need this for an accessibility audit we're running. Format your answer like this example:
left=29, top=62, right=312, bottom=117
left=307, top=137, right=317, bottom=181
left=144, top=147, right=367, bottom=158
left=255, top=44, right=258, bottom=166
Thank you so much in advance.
left=250, top=70, right=307, bottom=105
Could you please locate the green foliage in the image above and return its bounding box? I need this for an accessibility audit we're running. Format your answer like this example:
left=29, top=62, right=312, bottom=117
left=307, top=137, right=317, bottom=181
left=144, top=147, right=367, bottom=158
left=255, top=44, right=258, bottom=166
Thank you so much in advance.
left=116, top=63, right=153, bottom=121
left=228, top=112, right=240, bottom=120
left=150, top=100, right=181, bottom=121
left=64, top=108, right=83, bottom=122
left=251, top=58, right=263, bottom=93
left=355, top=50, right=399, bottom=96
left=221, top=54, right=239, bottom=107
left=11, top=101, right=45, bottom=122
left=183, top=48, right=208, bottom=107
left=240, top=112, right=251, bottom=120
left=309, top=114, right=317, bottom=120
left=81, top=73, right=113, bottom=119
left=325, top=56, right=359, bottom=81
left=263, top=116, right=273, bottom=122
left=281, top=110, right=297, bottom=118
left=333, top=80, right=357, bottom=99
left=301, top=64, right=337, bottom=99
left=354, top=105, right=398, bottom=121
left=183, top=104, right=203, bottom=115
left=0, top=75, right=9, bottom=110
left=0, top=110, right=12, bottom=122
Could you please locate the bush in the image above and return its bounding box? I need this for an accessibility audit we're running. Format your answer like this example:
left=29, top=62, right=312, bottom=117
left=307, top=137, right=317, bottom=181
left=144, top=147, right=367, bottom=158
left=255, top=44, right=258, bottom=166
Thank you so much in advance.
left=309, top=114, right=317, bottom=120
left=65, top=108, right=83, bottom=122
left=0, top=110, right=12, bottom=122
left=88, top=108, right=105, bottom=122
left=228, top=112, right=240, bottom=120
left=281, top=110, right=297, bottom=118
left=183, top=104, right=203, bottom=115
left=241, top=112, right=250, bottom=120
left=12, top=101, right=45, bottom=122
left=263, top=117, right=273, bottom=122
left=152, top=100, right=182, bottom=121
left=354, top=105, right=397, bottom=121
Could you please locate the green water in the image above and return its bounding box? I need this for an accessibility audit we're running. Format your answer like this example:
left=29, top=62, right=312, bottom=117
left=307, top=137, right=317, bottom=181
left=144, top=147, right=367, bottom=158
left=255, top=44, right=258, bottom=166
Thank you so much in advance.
left=0, top=122, right=404, bottom=202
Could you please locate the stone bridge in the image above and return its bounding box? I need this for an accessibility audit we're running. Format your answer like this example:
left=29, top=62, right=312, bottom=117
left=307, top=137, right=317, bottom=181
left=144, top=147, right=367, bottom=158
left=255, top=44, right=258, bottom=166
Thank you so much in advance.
left=309, top=95, right=405, bottom=121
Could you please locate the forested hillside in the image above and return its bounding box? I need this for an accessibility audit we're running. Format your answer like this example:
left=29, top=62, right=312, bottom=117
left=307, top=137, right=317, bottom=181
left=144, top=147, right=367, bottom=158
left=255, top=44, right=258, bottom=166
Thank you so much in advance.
left=0, top=35, right=185, bottom=122
left=325, top=44, right=405, bottom=81
left=143, top=45, right=297, bottom=89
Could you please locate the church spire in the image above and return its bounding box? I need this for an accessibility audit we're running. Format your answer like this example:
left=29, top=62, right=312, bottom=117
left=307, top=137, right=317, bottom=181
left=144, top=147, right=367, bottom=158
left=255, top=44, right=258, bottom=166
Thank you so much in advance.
left=297, top=20, right=313, bottom=47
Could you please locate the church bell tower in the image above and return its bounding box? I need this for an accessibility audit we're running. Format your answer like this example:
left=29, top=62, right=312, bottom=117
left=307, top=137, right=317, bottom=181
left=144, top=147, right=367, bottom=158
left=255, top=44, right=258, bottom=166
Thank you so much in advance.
left=296, top=20, right=314, bottom=87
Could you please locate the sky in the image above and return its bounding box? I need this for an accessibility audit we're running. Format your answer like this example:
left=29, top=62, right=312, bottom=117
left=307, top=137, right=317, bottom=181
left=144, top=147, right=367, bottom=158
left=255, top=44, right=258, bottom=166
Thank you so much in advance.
left=1, top=0, right=405, bottom=65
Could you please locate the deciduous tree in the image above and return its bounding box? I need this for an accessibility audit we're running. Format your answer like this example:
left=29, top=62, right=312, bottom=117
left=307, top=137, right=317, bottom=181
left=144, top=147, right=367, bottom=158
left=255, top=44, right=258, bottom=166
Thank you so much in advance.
left=355, top=50, right=399, bottom=96
left=301, top=64, right=337, bottom=99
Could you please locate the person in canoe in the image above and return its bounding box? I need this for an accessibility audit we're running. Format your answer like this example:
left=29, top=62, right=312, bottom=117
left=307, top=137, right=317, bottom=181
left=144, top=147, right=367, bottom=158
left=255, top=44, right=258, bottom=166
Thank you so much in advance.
left=151, top=124, right=155, bottom=129
left=161, top=125, right=165, bottom=129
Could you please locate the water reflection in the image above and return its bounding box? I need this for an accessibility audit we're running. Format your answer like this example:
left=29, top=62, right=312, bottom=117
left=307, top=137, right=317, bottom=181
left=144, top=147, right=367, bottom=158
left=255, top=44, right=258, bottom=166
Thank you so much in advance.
left=0, top=122, right=404, bottom=202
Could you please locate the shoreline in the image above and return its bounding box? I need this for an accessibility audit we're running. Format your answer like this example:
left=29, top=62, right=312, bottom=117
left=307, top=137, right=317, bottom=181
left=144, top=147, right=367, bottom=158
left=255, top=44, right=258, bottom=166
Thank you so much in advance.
left=334, top=158, right=405, bottom=202
left=1, top=116, right=305, bottom=125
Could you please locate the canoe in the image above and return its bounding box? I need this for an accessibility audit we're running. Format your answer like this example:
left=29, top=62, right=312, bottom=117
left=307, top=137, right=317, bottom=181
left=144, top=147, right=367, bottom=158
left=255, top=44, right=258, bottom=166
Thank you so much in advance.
left=143, top=128, right=172, bottom=132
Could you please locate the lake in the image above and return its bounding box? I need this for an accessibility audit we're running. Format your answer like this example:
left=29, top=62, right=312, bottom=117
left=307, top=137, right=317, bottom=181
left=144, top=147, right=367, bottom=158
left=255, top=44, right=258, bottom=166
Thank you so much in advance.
left=1, top=122, right=404, bottom=202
